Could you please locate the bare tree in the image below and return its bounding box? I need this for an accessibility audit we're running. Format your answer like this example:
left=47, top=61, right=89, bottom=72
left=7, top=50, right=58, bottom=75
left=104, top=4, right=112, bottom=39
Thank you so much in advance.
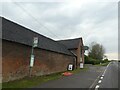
left=88, top=42, right=105, bottom=60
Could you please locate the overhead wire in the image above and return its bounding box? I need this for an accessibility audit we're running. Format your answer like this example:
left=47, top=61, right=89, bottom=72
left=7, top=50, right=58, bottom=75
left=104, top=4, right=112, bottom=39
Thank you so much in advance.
left=12, top=1, right=61, bottom=39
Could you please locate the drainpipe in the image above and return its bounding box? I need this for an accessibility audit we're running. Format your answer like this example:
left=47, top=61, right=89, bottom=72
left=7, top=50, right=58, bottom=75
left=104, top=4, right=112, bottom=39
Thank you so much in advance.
left=70, top=51, right=77, bottom=69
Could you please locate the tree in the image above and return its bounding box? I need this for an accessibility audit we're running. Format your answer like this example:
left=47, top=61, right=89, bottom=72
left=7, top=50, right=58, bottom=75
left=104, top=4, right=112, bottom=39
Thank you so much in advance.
left=88, top=42, right=105, bottom=60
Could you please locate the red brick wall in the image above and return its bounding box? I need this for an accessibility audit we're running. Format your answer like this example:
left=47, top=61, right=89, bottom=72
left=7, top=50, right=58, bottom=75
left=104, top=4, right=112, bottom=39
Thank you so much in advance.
left=77, top=40, right=84, bottom=66
left=80, top=39, right=84, bottom=64
left=69, top=49, right=77, bottom=69
left=2, top=40, right=74, bottom=82
left=70, top=40, right=84, bottom=68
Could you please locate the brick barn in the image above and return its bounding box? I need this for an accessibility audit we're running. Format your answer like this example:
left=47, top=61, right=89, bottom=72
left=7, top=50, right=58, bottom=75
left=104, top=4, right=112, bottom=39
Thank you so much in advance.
left=58, top=38, right=84, bottom=68
left=1, top=17, right=84, bottom=82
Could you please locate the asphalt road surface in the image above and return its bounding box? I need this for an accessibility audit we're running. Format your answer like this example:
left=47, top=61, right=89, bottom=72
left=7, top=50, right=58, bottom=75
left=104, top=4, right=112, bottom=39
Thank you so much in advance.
left=34, top=65, right=106, bottom=88
left=99, top=61, right=119, bottom=89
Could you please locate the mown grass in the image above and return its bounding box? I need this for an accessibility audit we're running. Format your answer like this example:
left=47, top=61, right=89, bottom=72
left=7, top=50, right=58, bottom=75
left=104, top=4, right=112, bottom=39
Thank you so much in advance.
left=100, top=62, right=110, bottom=66
left=94, top=62, right=110, bottom=66
left=2, top=72, right=63, bottom=89
left=2, top=67, right=88, bottom=89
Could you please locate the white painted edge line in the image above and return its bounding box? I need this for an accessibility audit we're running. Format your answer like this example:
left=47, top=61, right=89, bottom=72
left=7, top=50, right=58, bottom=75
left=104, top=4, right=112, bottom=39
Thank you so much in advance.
left=89, top=75, right=100, bottom=89
left=101, top=75, right=104, bottom=77
left=95, top=85, right=100, bottom=88
left=89, top=62, right=111, bottom=89
left=98, top=80, right=102, bottom=84
left=95, top=85, right=100, bottom=90
left=100, top=76, right=103, bottom=80
left=102, top=62, right=111, bottom=76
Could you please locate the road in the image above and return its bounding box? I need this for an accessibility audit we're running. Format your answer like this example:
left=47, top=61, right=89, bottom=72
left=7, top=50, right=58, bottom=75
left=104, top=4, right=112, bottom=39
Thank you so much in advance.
left=98, top=61, right=119, bottom=89
left=33, top=62, right=120, bottom=89
left=34, top=65, right=106, bottom=88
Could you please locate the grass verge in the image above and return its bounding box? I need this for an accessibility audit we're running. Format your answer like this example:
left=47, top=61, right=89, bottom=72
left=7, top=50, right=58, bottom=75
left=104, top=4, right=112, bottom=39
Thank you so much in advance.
left=100, top=62, right=110, bottom=66
left=2, top=67, right=88, bottom=89
left=94, top=62, right=110, bottom=66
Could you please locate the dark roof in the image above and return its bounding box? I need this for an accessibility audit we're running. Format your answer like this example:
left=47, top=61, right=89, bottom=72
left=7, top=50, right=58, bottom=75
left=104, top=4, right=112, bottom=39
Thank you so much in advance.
left=57, top=38, right=82, bottom=49
left=1, top=17, right=73, bottom=56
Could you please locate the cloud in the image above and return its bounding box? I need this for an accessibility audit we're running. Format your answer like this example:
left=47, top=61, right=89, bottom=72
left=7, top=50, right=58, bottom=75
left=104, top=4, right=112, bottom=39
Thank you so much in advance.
left=105, top=53, right=118, bottom=60
left=1, top=1, right=118, bottom=59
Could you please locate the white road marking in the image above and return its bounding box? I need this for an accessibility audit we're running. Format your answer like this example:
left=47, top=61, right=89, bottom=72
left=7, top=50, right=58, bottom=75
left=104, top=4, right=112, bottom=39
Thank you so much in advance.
left=102, top=62, right=111, bottom=76
left=102, top=75, right=104, bottom=77
left=95, top=85, right=100, bottom=90
left=89, top=75, right=100, bottom=89
left=98, top=80, right=102, bottom=84
left=89, top=62, right=111, bottom=89
left=100, top=76, right=103, bottom=80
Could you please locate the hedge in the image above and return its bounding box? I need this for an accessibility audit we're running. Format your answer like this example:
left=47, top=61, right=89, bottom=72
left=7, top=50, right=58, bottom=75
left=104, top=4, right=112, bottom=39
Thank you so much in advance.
left=84, top=55, right=110, bottom=65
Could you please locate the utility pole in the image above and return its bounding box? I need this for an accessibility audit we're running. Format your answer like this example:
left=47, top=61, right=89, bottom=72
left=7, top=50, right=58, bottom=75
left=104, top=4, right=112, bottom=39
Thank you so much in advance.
left=29, top=37, right=38, bottom=77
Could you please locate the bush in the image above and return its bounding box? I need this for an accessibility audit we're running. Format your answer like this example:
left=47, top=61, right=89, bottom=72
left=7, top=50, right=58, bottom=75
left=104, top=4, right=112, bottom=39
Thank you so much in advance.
left=90, top=58, right=101, bottom=65
left=84, top=55, right=101, bottom=65
left=101, top=59, right=109, bottom=63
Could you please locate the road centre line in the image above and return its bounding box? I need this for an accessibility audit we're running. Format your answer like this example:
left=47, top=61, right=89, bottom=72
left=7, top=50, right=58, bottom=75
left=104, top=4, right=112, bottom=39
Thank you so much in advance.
left=95, top=85, right=100, bottom=90
left=89, top=62, right=111, bottom=89
left=98, top=80, right=102, bottom=84
left=89, top=71, right=103, bottom=89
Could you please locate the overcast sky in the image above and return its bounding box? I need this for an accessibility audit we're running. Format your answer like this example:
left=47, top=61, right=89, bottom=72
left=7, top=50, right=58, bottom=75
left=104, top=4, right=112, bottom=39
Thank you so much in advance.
left=0, top=0, right=119, bottom=60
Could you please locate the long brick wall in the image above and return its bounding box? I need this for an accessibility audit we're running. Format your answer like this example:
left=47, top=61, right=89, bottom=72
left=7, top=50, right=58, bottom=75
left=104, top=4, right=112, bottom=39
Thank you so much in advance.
left=2, top=40, right=74, bottom=82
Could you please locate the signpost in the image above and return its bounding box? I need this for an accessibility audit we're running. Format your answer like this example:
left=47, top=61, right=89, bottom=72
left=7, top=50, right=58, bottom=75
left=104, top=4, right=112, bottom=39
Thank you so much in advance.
left=29, top=37, right=38, bottom=77
left=30, top=55, right=34, bottom=67
left=80, top=63, right=84, bottom=68
left=80, top=58, right=84, bottom=69
left=33, top=37, right=38, bottom=47
left=68, top=64, right=73, bottom=71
